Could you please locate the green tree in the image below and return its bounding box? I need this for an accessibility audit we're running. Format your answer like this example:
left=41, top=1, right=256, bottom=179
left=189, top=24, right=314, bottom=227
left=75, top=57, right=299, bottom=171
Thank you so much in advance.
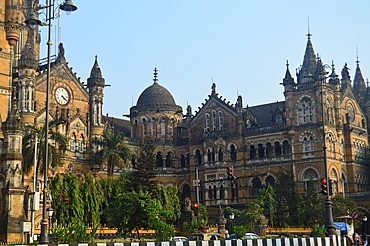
left=106, top=189, right=161, bottom=239
left=99, top=174, right=127, bottom=226
left=126, top=137, right=157, bottom=193
left=92, top=128, right=131, bottom=176
left=301, top=179, right=324, bottom=227
left=22, top=121, right=68, bottom=176
left=157, top=184, right=181, bottom=221
left=331, top=194, right=357, bottom=219
left=275, top=170, right=301, bottom=227
left=244, top=199, right=263, bottom=231
left=80, top=174, right=105, bottom=228
left=50, top=173, right=84, bottom=227
left=257, top=183, right=276, bottom=227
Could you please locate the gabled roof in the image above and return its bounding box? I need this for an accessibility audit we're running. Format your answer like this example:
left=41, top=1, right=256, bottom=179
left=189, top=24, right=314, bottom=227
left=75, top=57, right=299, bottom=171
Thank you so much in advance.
left=190, top=83, right=239, bottom=124
left=103, top=116, right=131, bottom=137
left=247, top=101, right=285, bottom=126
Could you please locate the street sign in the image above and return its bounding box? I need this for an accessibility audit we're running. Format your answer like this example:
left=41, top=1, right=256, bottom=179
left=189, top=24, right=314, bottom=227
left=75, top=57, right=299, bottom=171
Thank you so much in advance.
left=351, top=211, right=360, bottom=219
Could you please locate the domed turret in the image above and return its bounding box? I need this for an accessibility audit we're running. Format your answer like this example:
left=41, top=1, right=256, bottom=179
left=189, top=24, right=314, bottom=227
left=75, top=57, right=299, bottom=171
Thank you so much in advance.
left=129, top=68, right=183, bottom=143
left=132, top=68, right=182, bottom=113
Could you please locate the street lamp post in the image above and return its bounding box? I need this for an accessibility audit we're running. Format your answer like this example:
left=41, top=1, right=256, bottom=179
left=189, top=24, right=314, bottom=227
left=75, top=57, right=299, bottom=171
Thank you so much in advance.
left=363, top=216, right=367, bottom=234
left=25, top=0, right=77, bottom=244
left=228, top=213, right=234, bottom=235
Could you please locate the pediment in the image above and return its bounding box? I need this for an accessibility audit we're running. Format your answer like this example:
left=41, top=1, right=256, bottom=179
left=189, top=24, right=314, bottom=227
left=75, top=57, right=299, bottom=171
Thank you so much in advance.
left=190, top=96, right=238, bottom=124
left=36, top=62, right=89, bottom=98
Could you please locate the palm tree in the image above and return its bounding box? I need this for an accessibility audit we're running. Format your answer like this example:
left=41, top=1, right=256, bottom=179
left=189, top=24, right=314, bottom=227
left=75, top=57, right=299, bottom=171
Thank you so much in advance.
left=22, top=121, right=68, bottom=178
left=91, top=128, right=131, bottom=176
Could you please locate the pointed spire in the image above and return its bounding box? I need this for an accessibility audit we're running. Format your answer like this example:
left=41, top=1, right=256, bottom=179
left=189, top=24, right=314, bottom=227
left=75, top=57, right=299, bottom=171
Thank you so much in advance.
left=302, top=34, right=317, bottom=73
left=330, top=61, right=338, bottom=77
left=153, top=67, right=158, bottom=84
left=87, top=55, right=105, bottom=88
left=329, top=61, right=340, bottom=85
left=353, top=59, right=365, bottom=87
left=90, top=55, right=103, bottom=78
left=2, top=88, right=22, bottom=131
left=283, top=60, right=295, bottom=86
left=353, top=58, right=366, bottom=106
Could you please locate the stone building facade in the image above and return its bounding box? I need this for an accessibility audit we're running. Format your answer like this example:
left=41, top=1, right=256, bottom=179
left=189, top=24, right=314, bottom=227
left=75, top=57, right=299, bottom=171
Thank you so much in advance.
left=107, top=35, right=370, bottom=225
left=0, top=0, right=368, bottom=243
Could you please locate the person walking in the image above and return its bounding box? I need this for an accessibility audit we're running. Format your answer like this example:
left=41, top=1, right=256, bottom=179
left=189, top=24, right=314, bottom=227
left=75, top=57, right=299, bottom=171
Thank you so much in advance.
left=362, top=233, right=368, bottom=246
left=354, top=233, right=360, bottom=246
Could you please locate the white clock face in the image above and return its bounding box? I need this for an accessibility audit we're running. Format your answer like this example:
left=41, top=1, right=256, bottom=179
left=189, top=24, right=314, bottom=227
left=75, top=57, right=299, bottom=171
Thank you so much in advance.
left=55, top=87, right=70, bottom=105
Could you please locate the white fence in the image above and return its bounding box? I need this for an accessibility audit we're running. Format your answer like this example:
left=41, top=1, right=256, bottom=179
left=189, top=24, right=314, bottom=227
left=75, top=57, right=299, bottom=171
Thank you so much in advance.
left=15, top=235, right=347, bottom=246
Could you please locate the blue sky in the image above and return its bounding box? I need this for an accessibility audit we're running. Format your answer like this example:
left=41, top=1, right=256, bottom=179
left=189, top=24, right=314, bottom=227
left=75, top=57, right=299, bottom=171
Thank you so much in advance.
left=42, top=0, right=370, bottom=118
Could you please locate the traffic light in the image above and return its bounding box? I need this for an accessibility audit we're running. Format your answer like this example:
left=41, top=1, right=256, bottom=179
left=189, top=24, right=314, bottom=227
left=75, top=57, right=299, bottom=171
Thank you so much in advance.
left=193, top=202, right=199, bottom=216
left=321, top=179, right=328, bottom=195
left=227, top=167, right=236, bottom=181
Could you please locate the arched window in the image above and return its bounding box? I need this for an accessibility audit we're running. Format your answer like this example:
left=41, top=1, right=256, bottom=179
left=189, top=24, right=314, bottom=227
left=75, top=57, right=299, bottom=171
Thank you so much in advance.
left=283, top=140, right=291, bottom=155
left=195, top=149, right=202, bottom=165
left=220, top=185, right=224, bottom=199
left=152, top=123, right=156, bottom=136
left=212, top=111, right=217, bottom=131
left=302, top=168, right=319, bottom=193
left=186, top=153, right=190, bottom=166
left=213, top=185, right=217, bottom=199
left=275, top=114, right=283, bottom=124
left=275, top=141, right=281, bottom=156
left=165, top=152, right=172, bottom=167
left=266, top=142, right=273, bottom=157
left=298, top=97, right=315, bottom=124
left=70, top=133, right=77, bottom=152
left=180, top=154, right=186, bottom=167
left=204, top=114, right=210, bottom=132
left=330, top=169, right=339, bottom=195
left=156, top=152, right=163, bottom=167
left=250, top=145, right=256, bottom=159
left=252, top=177, right=262, bottom=197
left=265, top=176, right=276, bottom=188
left=218, top=111, right=224, bottom=130
left=258, top=144, right=264, bottom=158
left=230, top=144, right=237, bottom=161
left=161, top=122, right=166, bottom=136
left=303, top=137, right=314, bottom=152
left=208, top=186, right=213, bottom=199
left=207, top=149, right=212, bottom=162
left=211, top=148, right=215, bottom=162
left=218, top=147, right=223, bottom=161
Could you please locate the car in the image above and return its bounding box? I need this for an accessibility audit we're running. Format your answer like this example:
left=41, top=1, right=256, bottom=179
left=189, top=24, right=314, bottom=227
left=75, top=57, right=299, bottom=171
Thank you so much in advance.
left=228, top=233, right=260, bottom=240
left=172, top=236, right=187, bottom=242
left=187, top=232, right=226, bottom=241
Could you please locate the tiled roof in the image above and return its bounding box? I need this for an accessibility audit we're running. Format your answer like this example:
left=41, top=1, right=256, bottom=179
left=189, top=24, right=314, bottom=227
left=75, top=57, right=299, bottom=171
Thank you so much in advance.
left=248, top=101, right=285, bottom=126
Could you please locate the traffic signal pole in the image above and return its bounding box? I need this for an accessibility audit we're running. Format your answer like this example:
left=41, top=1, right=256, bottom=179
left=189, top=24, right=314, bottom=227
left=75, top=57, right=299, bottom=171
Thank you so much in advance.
left=320, top=72, right=336, bottom=236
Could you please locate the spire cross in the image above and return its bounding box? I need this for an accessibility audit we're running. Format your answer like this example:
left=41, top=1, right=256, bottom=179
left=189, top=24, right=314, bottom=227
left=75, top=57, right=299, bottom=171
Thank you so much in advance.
left=356, top=46, right=360, bottom=65
left=307, top=17, right=312, bottom=39
left=286, top=60, right=289, bottom=67
left=153, top=67, right=158, bottom=84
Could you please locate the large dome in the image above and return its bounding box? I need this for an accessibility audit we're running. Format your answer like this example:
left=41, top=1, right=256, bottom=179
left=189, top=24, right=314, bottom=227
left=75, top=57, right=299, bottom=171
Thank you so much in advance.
left=136, top=82, right=176, bottom=106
